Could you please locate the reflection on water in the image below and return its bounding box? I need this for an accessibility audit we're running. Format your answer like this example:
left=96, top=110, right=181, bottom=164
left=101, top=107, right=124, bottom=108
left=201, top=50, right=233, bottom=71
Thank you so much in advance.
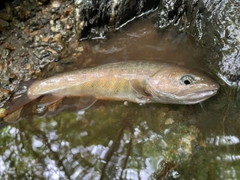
left=0, top=18, right=240, bottom=179
left=0, top=102, right=200, bottom=179
left=1, top=92, right=240, bottom=179
left=206, top=135, right=240, bottom=146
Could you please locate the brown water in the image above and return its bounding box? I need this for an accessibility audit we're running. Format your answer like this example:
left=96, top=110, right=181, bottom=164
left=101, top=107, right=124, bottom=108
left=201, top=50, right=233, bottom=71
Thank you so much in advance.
left=58, top=17, right=208, bottom=72
left=0, top=18, right=240, bottom=179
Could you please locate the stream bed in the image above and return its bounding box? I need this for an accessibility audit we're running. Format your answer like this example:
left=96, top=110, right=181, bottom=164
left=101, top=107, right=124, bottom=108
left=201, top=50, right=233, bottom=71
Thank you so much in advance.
left=0, top=17, right=240, bottom=179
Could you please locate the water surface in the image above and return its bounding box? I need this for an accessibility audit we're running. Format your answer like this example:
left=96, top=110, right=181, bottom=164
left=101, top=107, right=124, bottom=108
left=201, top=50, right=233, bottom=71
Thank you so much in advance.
left=0, top=18, right=239, bottom=179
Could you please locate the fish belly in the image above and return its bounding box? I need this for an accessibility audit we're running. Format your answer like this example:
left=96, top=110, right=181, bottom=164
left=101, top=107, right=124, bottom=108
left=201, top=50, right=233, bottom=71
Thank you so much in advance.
left=28, top=61, right=160, bottom=101
left=51, top=77, right=137, bottom=102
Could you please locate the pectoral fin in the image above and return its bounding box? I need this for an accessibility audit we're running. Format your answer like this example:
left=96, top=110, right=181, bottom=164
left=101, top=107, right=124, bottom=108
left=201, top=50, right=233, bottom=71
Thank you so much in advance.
left=38, top=95, right=97, bottom=112
left=130, top=79, right=151, bottom=103
left=39, top=94, right=64, bottom=106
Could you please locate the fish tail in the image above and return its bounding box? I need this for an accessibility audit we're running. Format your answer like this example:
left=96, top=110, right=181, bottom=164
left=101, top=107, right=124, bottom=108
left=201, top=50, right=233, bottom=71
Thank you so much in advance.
left=6, top=81, right=38, bottom=115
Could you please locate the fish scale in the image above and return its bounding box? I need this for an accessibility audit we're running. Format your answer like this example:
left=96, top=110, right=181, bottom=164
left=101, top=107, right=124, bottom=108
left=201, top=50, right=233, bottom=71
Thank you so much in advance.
left=28, top=61, right=219, bottom=104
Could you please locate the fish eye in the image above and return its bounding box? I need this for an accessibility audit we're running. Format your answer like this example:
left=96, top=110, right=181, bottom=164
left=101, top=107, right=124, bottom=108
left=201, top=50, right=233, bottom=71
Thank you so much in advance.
left=181, top=75, right=195, bottom=85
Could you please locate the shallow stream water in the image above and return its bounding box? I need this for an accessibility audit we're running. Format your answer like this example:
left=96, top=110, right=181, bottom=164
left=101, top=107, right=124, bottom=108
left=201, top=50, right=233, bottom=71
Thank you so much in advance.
left=0, top=18, right=239, bottom=179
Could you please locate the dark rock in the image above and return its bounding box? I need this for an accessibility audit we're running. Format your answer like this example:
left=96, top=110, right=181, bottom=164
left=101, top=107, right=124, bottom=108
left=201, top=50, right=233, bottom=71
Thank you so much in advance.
left=0, top=0, right=14, bottom=10
left=0, top=12, right=13, bottom=21
left=0, top=19, right=9, bottom=27
left=38, top=0, right=50, bottom=5
left=0, top=0, right=238, bottom=109
left=75, top=0, right=160, bottom=39
left=40, top=17, right=48, bottom=25
left=157, top=0, right=240, bottom=86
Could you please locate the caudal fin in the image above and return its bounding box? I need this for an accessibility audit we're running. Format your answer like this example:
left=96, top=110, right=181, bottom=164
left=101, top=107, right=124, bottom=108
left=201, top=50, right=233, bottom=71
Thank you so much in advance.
left=6, top=81, right=38, bottom=115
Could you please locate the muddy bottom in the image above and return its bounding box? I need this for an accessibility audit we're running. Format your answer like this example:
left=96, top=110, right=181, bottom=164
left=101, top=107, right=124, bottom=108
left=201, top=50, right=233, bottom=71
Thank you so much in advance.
left=0, top=18, right=239, bottom=179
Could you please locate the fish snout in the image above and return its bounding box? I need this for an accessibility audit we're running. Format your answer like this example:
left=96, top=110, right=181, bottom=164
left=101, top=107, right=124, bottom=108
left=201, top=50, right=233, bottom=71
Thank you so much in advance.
left=209, top=83, right=220, bottom=91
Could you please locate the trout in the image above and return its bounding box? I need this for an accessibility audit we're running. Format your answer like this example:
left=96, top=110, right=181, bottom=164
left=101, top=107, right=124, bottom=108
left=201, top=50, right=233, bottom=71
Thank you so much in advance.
left=28, top=61, right=219, bottom=104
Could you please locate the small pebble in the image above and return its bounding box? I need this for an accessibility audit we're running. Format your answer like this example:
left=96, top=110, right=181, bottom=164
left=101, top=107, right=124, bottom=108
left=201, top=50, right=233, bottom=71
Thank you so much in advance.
left=165, top=118, right=174, bottom=125
left=0, top=108, right=6, bottom=118
left=124, top=101, right=128, bottom=106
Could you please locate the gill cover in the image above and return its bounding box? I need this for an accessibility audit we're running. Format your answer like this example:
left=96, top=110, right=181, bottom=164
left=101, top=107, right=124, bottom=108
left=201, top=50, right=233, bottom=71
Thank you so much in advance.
left=146, top=65, right=219, bottom=104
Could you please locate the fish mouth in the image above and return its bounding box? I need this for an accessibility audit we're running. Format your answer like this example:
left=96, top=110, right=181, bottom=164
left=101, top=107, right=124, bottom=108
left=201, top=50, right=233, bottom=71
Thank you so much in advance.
left=194, top=89, right=218, bottom=96
left=183, top=89, right=219, bottom=104
left=176, top=85, right=219, bottom=104
left=151, top=83, right=219, bottom=104
left=191, top=82, right=220, bottom=97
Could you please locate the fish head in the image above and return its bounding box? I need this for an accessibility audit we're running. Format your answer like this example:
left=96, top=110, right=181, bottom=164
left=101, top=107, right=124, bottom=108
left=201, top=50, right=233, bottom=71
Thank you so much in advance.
left=146, top=65, right=220, bottom=104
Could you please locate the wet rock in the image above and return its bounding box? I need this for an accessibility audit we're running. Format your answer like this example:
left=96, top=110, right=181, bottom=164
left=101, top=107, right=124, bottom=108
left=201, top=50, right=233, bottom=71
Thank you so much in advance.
left=11, top=0, right=39, bottom=20
left=4, top=42, right=15, bottom=50
left=0, top=88, right=9, bottom=99
left=74, top=0, right=160, bottom=39
left=51, top=0, right=61, bottom=9
left=40, top=17, right=48, bottom=25
left=157, top=0, right=240, bottom=86
left=1, top=49, right=10, bottom=59
left=0, top=108, right=6, bottom=118
left=0, top=19, right=9, bottom=27
left=0, top=12, right=13, bottom=21
left=165, top=118, right=174, bottom=125
left=0, top=0, right=163, bottom=108
left=38, top=0, right=50, bottom=6
left=3, top=107, right=22, bottom=123
left=0, top=1, right=55, bottom=105
left=1, top=0, right=234, bottom=111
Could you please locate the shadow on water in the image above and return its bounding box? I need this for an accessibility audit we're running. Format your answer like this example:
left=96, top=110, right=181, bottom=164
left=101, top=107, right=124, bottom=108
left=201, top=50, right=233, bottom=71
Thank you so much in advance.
left=0, top=18, right=240, bottom=179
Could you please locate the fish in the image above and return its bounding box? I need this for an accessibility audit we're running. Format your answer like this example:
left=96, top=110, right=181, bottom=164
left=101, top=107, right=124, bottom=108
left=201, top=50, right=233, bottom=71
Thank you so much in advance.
left=27, top=61, right=219, bottom=104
